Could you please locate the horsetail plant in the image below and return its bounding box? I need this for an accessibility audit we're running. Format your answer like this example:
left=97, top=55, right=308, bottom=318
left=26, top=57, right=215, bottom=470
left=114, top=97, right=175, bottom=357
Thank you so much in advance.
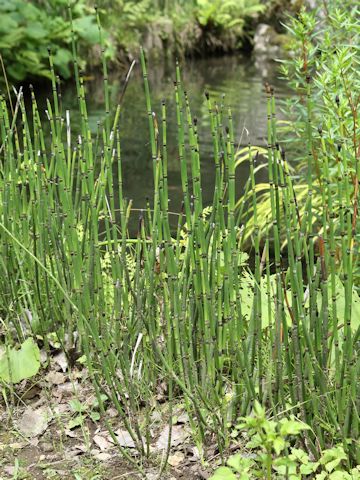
left=0, top=8, right=359, bottom=475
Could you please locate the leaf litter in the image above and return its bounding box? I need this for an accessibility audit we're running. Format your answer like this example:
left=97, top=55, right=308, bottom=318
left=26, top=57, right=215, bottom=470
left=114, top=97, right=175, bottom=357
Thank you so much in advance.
left=17, top=406, right=51, bottom=438
left=0, top=350, right=214, bottom=479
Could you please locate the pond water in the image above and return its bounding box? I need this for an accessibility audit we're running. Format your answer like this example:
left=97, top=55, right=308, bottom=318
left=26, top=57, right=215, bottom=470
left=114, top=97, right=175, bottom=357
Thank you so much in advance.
left=38, top=54, right=290, bottom=223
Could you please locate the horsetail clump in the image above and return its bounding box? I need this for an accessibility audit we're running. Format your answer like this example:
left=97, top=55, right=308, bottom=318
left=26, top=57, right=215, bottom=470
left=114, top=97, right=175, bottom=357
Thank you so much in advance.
left=0, top=19, right=359, bottom=475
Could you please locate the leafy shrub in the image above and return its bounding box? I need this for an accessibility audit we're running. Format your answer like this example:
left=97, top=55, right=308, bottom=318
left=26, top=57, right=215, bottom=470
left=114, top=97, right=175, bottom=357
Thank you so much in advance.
left=241, top=2, right=360, bottom=293
left=210, top=402, right=360, bottom=479
left=282, top=3, right=360, bottom=291
left=97, top=0, right=154, bottom=54
left=0, top=0, right=280, bottom=82
left=0, top=0, right=99, bottom=81
left=196, top=0, right=264, bottom=32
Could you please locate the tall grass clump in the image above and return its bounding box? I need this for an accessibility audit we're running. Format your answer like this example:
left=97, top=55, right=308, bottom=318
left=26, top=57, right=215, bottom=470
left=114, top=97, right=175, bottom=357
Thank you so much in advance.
left=0, top=4, right=359, bottom=474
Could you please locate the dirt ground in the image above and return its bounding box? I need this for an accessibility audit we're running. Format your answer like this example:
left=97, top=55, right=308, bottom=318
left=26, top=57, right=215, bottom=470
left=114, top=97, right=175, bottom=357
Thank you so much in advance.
left=0, top=356, right=215, bottom=480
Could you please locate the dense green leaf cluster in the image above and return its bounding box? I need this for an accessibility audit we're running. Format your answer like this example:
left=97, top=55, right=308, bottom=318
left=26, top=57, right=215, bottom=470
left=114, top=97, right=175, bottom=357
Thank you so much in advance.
left=0, top=0, right=99, bottom=81
left=239, top=1, right=360, bottom=290
left=211, top=403, right=360, bottom=479
left=0, top=1, right=359, bottom=475
left=0, top=0, right=268, bottom=82
left=96, top=0, right=267, bottom=58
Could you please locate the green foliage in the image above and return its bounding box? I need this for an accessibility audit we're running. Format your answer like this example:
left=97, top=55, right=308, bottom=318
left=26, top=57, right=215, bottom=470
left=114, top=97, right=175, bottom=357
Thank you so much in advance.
left=241, top=2, right=360, bottom=289
left=0, top=8, right=359, bottom=473
left=97, top=0, right=153, bottom=51
left=0, top=0, right=275, bottom=82
left=196, top=0, right=264, bottom=29
left=0, top=0, right=99, bottom=81
left=192, top=0, right=265, bottom=51
left=0, top=338, right=40, bottom=384
left=279, top=3, right=360, bottom=165
left=67, top=394, right=107, bottom=428
left=98, top=0, right=266, bottom=56
left=211, top=404, right=360, bottom=479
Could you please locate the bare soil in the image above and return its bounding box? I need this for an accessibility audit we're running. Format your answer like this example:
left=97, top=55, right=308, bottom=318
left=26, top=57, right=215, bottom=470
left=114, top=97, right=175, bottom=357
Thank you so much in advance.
left=0, top=359, right=214, bottom=480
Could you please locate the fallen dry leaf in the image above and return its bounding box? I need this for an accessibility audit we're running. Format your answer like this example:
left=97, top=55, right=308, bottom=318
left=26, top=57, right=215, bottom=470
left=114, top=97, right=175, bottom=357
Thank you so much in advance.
left=53, top=352, right=68, bottom=372
left=40, top=349, right=48, bottom=364
left=155, top=381, right=168, bottom=402
left=195, top=467, right=211, bottom=480
left=41, top=442, right=53, bottom=453
left=3, top=465, right=16, bottom=476
left=93, top=451, right=112, bottom=462
left=188, top=445, right=201, bottom=461
left=145, top=473, right=157, bottom=480
left=53, top=381, right=77, bottom=399
left=21, top=384, right=41, bottom=400
left=93, top=434, right=112, bottom=451
left=114, top=429, right=136, bottom=448
left=176, top=412, right=189, bottom=424
left=28, top=396, right=46, bottom=410
left=70, top=444, right=87, bottom=456
left=46, top=371, right=66, bottom=385
left=1, top=442, right=26, bottom=451
left=168, top=451, right=185, bottom=467
left=29, top=437, right=39, bottom=447
left=17, top=406, right=51, bottom=438
left=54, top=404, right=70, bottom=415
left=151, top=410, right=162, bottom=423
left=107, top=407, right=118, bottom=418
left=155, top=424, right=188, bottom=450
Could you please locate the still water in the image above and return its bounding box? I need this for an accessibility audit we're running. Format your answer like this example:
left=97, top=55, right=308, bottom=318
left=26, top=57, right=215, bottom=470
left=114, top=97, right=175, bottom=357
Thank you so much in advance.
left=48, top=55, right=289, bottom=216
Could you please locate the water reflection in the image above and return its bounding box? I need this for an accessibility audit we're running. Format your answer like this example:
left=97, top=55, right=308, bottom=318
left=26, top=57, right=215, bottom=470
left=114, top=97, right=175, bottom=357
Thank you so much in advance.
left=40, top=55, right=289, bottom=221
